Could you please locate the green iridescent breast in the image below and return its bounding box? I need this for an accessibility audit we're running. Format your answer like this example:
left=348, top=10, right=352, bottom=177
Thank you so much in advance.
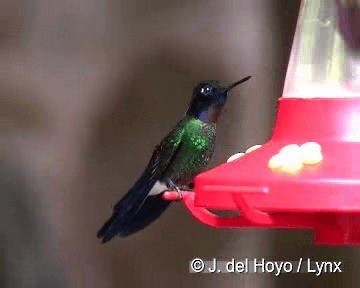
left=166, top=117, right=216, bottom=185
left=184, top=118, right=212, bottom=151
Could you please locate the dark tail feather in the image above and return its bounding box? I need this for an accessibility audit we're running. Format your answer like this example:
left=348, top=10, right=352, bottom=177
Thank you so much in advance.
left=97, top=213, right=121, bottom=243
left=97, top=173, right=170, bottom=243
left=117, top=194, right=171, bottom=237
left=97, top=171, right=157, bottom=243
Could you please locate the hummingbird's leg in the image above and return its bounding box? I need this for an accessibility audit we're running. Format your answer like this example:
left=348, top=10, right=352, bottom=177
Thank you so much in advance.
left=176, top=182, right=194, bottom=191
left=177, top=184, right=193, bottom=191
left=165, top=179, right=183, bottom=201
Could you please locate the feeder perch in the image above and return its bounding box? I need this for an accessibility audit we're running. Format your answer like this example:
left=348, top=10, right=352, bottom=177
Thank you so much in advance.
left=163, top=0, right=360, bottom=246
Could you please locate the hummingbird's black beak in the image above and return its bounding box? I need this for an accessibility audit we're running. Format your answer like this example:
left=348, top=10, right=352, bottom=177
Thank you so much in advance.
left=224, top=76, right=251, bottom=92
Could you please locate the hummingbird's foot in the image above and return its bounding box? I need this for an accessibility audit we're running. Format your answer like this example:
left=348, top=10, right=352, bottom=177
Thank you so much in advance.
left=175, top=190, right=183, bottom=201
left=165, top=179, right=183, bottom=201
left=162, top=189, right=183, bottom=201
left=171, top=184, right=183, bottom=201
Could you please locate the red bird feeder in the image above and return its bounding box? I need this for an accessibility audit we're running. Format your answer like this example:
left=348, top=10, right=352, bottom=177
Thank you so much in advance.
left=164, top=0, right=360, bottom=245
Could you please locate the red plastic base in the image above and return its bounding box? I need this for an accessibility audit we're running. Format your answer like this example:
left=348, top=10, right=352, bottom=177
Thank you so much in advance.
left=164, top=98, right=360, bottom=246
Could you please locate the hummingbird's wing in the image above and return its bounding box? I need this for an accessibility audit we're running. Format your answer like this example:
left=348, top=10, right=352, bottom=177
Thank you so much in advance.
left=97, top=118, right=187, bottom=242
left=113, top=141, right=183, bottom=237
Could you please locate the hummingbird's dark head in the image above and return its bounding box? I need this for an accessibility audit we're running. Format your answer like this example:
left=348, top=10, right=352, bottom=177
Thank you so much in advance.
left=187, top=76, right=251, bottom=122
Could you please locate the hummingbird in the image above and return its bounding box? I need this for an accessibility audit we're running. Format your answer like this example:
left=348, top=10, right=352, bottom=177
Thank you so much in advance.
left=97, top=75, right=251, bottom=243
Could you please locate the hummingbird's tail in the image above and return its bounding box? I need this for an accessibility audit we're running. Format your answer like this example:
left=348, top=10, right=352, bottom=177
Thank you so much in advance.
left=97, top=172, right=170, bottom=243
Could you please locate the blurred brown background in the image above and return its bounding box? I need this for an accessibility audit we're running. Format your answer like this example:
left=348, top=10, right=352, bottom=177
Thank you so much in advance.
left=1, top=0, right=359, bottom=287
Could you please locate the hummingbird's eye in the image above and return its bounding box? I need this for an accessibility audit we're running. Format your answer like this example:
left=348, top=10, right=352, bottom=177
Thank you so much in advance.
left=200, top=85, right=212, bottom=96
